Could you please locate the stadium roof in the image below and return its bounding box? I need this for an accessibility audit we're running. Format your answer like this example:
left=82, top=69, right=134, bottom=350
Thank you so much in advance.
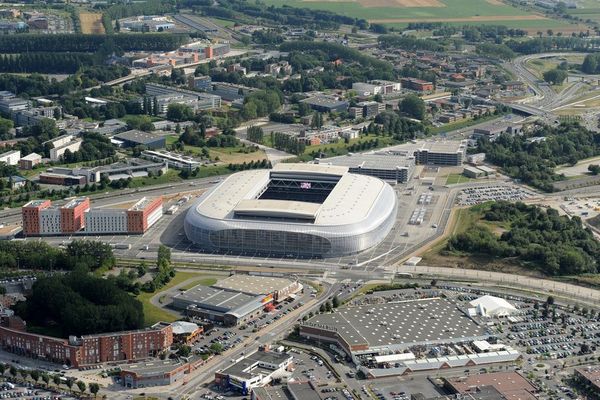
left=193, top=163, right=386, bottom=225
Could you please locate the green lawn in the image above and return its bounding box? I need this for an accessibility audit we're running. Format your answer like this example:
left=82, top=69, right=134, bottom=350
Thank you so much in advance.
left=127, top=169, right=183, bottom=188
left=136, top=271, right=210, bottom=326
left=178, top=277, right=218, bottom=291
left=446, top=173, right=473, bottom=185
left=383, top=18, right=573, bottom=30
left=211, top=17, right=236, bottom=27
left=261, top=0, right=531, bottom=20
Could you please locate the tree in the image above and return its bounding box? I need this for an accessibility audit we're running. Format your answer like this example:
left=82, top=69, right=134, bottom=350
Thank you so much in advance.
left=332, top=296, right=340, bottom=308
left=0, top=364, right=5, bottom=376
left=399, top=94, right=426, bottom=120
left=311, top=112, right=323, bottom=129
left=166, top=103, right=194, bottom=122
left=41, top=373, right=50, bottom=387
left=210, top=343, right=224, bottom=354
left=588, top=164, right=600, bottom=175
left=53, top=374, right=61, bottom=387
left=546, top=296, right=555, bottom=306
left=543, top=68, right=568, bottom=85
left=9, top=366, right=16, bottom=378
left=30, top=369, right=40, bottom=383
left=76, top=380, right=86, bottom=394
left=89, top=382, right=100, bottom=397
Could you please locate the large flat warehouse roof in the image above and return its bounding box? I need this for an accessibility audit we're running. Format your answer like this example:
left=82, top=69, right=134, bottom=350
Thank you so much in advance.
left=212, top=275, right=295, bottom=296
left=303, top=298, right=487, bottom=352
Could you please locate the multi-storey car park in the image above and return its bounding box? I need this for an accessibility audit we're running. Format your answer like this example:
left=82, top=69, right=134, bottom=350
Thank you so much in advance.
left=184, top=163, right=398, bottom=258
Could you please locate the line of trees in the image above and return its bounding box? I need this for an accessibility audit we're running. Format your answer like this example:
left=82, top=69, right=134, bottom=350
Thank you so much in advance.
left=0, top=53, right=95, bottom=74
left=0, top=33, right=189, bottom=53
left=271, top=131, right=306, bottom=155
left=447, top=201, right=600, bottom=276
left=0, top=240, right=115, bottom=271
left=247, top=126, right=264, bottom=144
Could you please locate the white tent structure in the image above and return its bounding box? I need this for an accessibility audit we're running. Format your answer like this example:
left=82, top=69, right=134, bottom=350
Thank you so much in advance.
left=469, top=295, right=518, bottom=317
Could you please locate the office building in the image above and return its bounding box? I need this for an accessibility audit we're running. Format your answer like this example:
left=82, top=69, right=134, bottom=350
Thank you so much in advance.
left=401, top=78, right=434, bottom=92
left=414, top=141, right=467, bottom=166
left=188, top=75, right=212, bottom=91
left=316, top=152, right=415, bottom=184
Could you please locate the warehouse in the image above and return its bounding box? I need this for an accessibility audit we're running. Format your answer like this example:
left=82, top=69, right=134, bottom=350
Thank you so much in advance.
left=113, top=130, right=166, bottom=150
left=212, top=275, right=302, bottom=302
left=120, top=359, right=188, bottom=388
left=300, top=298, right=487, bottom=357
left=301, top=96, right=349, bottom=113
left=172, top=285, right=268, bottom=326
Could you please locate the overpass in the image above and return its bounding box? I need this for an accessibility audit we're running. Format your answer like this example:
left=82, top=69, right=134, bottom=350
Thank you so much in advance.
left=504, top=102, right=547, bottom=116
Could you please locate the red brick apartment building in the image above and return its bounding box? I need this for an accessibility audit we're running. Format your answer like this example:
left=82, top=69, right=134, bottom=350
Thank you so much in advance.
left=0, top=317, right=173, bottom=367
left=401, top=77, right=434, bottom=92
left=21, top=197, right=90, bottom=236
left=21, top=199, right=51, bottom=236
left=60, top=197, right=89, bottom=233
left=126, top=197, right=163, bottom=234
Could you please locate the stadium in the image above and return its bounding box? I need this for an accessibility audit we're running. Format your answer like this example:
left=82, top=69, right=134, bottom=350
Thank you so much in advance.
left=184, top=163, right=398, bottom=258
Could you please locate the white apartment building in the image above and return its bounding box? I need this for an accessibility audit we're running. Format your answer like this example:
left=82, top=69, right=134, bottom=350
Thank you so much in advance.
left=84, top=209, right=128, bottom=234
left=50, top=140, right=83, bottom=161
left=0, top=150, right=21, bottom=166
left=39, top=208, right=61, bottom=235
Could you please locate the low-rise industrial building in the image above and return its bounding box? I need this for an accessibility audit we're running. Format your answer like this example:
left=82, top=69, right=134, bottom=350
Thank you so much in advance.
left=173, top=285, right=269, bottom=326
left=215, top=349, right=294, bottom=395
left=443, top=372, right=537, bottom=400
left=18, top=153, right=41, bottom=170
left=173, top=275, right=301, bottom=325
left=401, top=77, right=434, bottom=92
left=300, top=298, right=487, bottom=358
left=301, top=96, right=349, bottom=113
left=113, top=130, right=166, bottom=150
left=120, top=359, right=188, bottom=388
left=141, top=150, right=200, bottom=171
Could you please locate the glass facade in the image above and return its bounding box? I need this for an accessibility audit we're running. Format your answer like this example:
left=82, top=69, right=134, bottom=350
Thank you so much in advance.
left=184, top=182, right=398, bottom=258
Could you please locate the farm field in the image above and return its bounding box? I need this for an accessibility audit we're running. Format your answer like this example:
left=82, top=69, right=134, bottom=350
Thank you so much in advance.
left=79, top=11, right=105, bottom=34
left=262, top=0, right=558, bottom=27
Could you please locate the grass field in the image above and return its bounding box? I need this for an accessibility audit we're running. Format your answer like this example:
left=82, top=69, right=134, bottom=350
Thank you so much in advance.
left=79, top=11, right=105, bottom=34
left=261, top=0, right=564, bottom=29
left=445, top=173, right=473, bottom=184
left=137, top=271, right=208, bottom=326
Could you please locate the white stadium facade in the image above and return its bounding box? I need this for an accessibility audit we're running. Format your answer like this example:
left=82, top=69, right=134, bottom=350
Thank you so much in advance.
left=184, top=163, right=398, bottom=258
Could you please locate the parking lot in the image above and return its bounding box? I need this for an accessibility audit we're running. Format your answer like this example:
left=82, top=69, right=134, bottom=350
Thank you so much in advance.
left=457, top=185, right=536, bottom=205
left=0, top=381, right=76, bottom=400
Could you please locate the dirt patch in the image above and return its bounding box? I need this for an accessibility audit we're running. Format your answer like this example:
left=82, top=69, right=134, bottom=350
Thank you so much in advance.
left=358, top=0, right=444, bottom=7
left=486, top=0, right=504, bottom=5
left=370, top=14, right=548, bottom=22
left=79, top=12, right=105, bottom=34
